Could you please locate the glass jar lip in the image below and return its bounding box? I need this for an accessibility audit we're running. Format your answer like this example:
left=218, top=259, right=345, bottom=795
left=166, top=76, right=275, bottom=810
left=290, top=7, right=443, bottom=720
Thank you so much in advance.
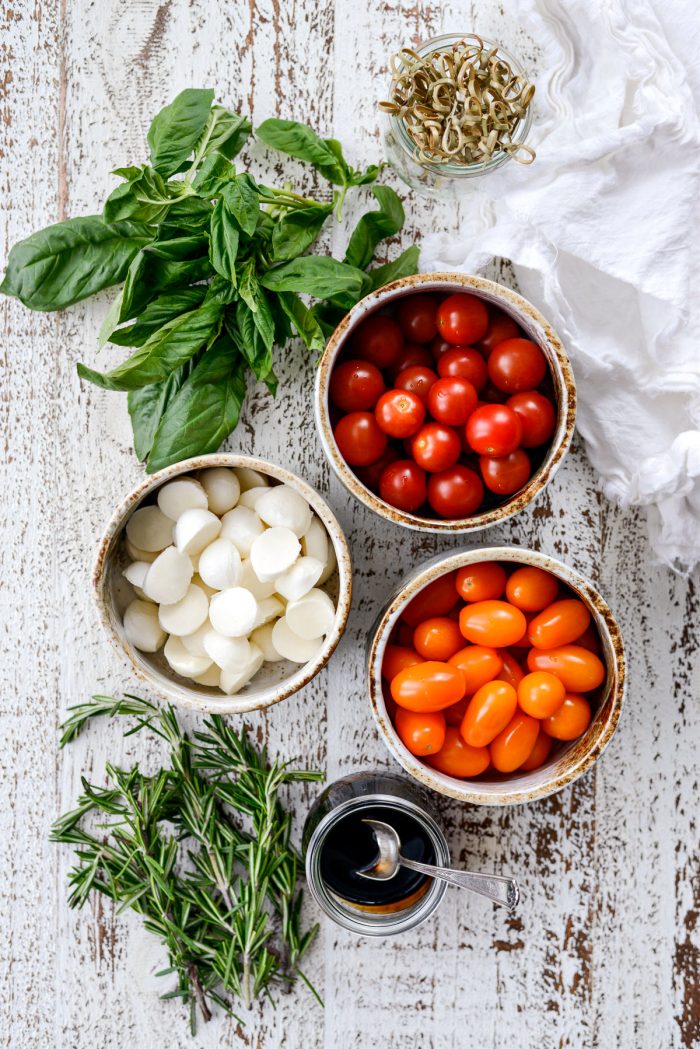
left=387, top=33, right=533, bottom=179
left=305, top=793, right=449, bottom=936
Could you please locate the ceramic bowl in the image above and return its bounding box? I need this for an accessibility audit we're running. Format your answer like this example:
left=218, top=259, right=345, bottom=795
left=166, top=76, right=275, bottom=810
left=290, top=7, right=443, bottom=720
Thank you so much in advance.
left=367, top=547, right=625, bottom=805
left=315, top=273, right=576, bottom=533
left=93, top=454, right=353, bottom=714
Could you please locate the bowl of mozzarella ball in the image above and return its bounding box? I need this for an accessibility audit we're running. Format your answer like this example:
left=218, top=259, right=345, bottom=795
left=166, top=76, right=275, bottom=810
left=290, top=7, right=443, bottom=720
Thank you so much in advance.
left=93, top=455, right=352, bottom=713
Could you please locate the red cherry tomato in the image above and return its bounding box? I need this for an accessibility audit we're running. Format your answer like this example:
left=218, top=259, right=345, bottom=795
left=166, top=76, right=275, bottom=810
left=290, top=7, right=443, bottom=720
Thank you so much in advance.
left=527, top=646, right=606, bottom=692
left=497, top=650, right=526, bottom=688
left=480, top=449, right=531, bottom=494
left=528, top=599, right=592, bottom=650
left=410, top=422, right=462, bottom=472
left=476, top=311, right=520, bottom=356
left=437, top=347, right=488, bottom=392
left=396, top=295, right=439, bottom=343
left=490, top=711, right=540, bottom=772
left=459, top=600, right=527, bottom=647
left=436, top=293, right=489, bottom=345
left=431, top=336, right=456, bottom=361
left=355, top=446, right=400, bottom=490
left=329, top=359, right=385, bottom=412
left=448, top=646, right=503, bottom=693
left=427, top=376, right=478, bottom=426
left=520, top=731, right=553, bottom=771
left=395, top=707, right=446, bottom=756
left=517, top=671, right=566, bottom=718
left=389, top=343, right=434, bottom=380
left=488, top=338, right=548, bottom=393
left=379, top=459, right=427, bottom=512
left=542, top=693, right=591, bottom=740
left=426, top=727, right=490, bottom=778
left=505, top=566, right=559, bottom=612
left=375, top=389, right=425, bottom=438
left=455, top=561, right=507, bottom=602
left=351, top=314, right=404, bottom=369
left=382, top=645, right=425, bottom=681
left=413, top=617, right=464, bottom=661
left=334, top=411, right=387, bottom=466
left=391, top=661, right=466, bottom=712
left=461, top=680, right=518, bottom=747
left=395, top=365, right=438, bottom=404
left=507, top=391, right=556, bottom=448
left=466, top=404, right=523, bottom=457
left=402, top=572, right=459, bottom=625
left=427, top=466, right=484, bottom=518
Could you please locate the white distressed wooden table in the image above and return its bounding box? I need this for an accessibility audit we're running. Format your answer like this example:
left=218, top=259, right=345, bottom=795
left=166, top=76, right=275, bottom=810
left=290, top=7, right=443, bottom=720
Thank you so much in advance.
left=2, top=2, right=699, bottom=1047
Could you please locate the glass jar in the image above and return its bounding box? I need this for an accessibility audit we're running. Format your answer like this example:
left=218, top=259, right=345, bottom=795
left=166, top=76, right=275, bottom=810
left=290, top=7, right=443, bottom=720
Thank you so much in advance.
left=303, top=770, right=449, bottom=936
left=382, top=33, right=534, bottom=197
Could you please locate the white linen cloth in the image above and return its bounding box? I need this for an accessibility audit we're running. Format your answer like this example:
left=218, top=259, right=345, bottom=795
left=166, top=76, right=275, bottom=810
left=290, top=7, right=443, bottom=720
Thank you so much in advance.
left=420, top=0, right=700, bottom=571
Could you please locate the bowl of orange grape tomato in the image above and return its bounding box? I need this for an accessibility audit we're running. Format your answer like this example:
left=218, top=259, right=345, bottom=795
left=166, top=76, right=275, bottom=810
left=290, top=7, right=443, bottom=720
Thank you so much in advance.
left=367, top=547, right=625, bottom=805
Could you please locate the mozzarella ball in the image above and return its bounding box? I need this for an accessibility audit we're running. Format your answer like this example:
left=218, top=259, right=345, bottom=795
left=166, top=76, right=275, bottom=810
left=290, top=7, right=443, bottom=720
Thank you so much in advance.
left=256, top=485, right=313, bottom=538
left=158, top=583, right=209, bottom=637
left=157, top=478, right=208, bottom=520
left=124, top=538, right=158, bottom=564
left=125, top=505, right=173, bottom=552
left=173, top=508, right=221, bottom=557
left=209, top=587, right=258, bottom=637
left=238, top=558, right=277, bottom=600
left=271, top=617, right=324, bottom=663
left=220, top=643, right=265, bottom=695
left=164, top=635, right=213, bottom=678
left=235, top=467, right=270, bottom=492
left=123, top=561, right=150, bottom=590
left=191, top=663, right=222, bottom=687
left=198, top=538, right=242, bottom=591
left=285, top=588, right=336, bottom=640
left=192, top=573, right=217, bottom=599
left=181, top=621, right=211, bottom=658
left=239, top=486, right=270, bottom=512
left=319, top=539, right=337, bottom=585
left=199, top=468, right=240, bottom=515
left=123, top=599, right=166, bottom=653
left=203, top=629, right=251, bottom=670
left=301, top=514, right=329, bottom=565
left=250, top=527, right=300, bottom=582
left=143, top=546, right=193, bottom=605
left=250, top=622, right=284, bottom=662
left=275, top=556, right=323, bottom=602
left=253, top=595, right=285, bottom=628
left=220, top=505, right=265, bottom=557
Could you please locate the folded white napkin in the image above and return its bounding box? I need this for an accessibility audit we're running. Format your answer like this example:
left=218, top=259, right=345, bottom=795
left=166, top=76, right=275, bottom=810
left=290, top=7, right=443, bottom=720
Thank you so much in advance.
left=420, top=0, right=700, bottom=571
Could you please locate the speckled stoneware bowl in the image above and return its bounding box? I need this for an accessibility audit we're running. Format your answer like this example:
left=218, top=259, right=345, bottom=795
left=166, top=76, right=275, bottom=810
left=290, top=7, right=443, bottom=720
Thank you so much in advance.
left=367, top=547, right=625, bottom=805
left=315, top=273, right=576, bottom=533
left=93, top=454, right=353, bottom=715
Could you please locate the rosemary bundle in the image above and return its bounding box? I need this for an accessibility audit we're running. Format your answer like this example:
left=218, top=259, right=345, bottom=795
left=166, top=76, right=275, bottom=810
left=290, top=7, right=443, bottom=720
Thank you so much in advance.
left=52, top=695, right=323, bottom=1033
left=379, top=35, right=536, bottom=167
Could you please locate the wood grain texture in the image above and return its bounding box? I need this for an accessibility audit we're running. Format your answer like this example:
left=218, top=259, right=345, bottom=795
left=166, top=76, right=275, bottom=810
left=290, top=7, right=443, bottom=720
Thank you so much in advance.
left=1, top=1, right=698, bottom=1047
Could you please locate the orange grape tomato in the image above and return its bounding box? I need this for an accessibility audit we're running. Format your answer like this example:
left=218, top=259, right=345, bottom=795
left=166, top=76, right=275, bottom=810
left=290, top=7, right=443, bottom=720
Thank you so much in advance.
left=455, top=561, right=507, bottom=603
left=505, top=565, right=559, bottom=612
left=510, top=614, right=534, bottom=648
left=448, top=645, right=503, bottom=693
left=460, top=680, right=518, bottom=747
left=517, top=671, right=566, bottom=719
left=382, top=645, right=425, bottom=681
left=527, top=645, right=605, bottom=692
left=490, top=711, right=540, bottom=773
left=459, top=600, right=527, bottom=647
left=575, top=624, right=601, bottom=654
left=444, top=693, right=471, bottom=727
left=426, top=727, right=490, bottom=778
left=390, top=661, right=466, bottom=712
left=401, top=571, right=459, bottom=626
left=520, top=731, right=553, bottom=771
left=542, top=693, right=591, bottom=740
left=497, top=650, right=526, bottom=688
left=413, top=617, right=464, bottom=661
left=528, top=599, right=591, bottom=650
left=394, top=708, right=446, bottom=756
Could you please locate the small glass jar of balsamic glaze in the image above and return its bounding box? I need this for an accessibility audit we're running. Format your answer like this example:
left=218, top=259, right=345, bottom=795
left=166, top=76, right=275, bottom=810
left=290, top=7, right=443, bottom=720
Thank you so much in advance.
left=303, top=770, right=450, bottom=936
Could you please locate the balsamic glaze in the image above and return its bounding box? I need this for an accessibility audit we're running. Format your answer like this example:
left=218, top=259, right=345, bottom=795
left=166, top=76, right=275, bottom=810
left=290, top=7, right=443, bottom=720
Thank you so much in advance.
left=319, top=804, right=435, bottom=907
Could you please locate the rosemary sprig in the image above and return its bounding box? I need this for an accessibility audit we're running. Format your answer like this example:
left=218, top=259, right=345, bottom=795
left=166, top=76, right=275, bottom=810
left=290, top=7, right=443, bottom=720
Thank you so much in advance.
left=51, top=695, right=323, bottom=1034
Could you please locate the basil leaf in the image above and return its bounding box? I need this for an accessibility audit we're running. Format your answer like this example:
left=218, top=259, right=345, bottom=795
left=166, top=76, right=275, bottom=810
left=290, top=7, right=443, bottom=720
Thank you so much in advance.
left=256, top=119, right=349, bottom=185
left=128, top=353, right=201, bottom=461
left=209, top=199, right=239, bottom=284
left=221, top=174, right=260, bottom=236
left=277, top=292, right=326, bottom=352
left=103, top=166, right=175, bottom=224
left=77, top=302, right=223, bottom=391
left=146, top=234, right=209, bottom=259
left=147, top=337, right=247, bottom=472
left=344, top=186, right=404, bottom=270
left=192, top=154, right=236, bottom=197
left=108, top=288, right=208, bottom=347
left=237, top=259, right=259, bottom=313
left=260, top=256, right=367, bottom=300
left=350, top=163, right=384, bottom=186
left=0, top=216, right=154, bottom=311
left=271, top=204, right=332, bottom=262
left=366, top=244, right=420, bottom=291
left=119, top=250, right=213, bottom=321
left=197, top=106, right=252, bottom=161
left=233, top=300, right=276, bottom=392
left=204, top=275, right=238, bottom=306
left=147, top=88, right=215, bottom=176
left=158, top=196, right=213, bottom=235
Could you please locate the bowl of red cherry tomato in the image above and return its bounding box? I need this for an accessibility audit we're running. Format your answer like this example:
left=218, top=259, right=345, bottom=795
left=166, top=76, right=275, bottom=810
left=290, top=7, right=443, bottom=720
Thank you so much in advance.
left=315, top=274, right=576, bottom=531
left=367, top=548, right=625, bottom=805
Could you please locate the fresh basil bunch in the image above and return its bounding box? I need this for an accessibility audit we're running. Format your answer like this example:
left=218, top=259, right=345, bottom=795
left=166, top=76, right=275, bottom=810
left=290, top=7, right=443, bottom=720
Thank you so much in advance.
left=1, top=89, right=418, bottom=471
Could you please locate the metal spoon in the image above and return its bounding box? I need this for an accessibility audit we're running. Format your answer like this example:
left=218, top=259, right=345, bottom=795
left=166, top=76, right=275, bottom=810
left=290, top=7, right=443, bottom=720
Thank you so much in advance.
left=357, top=818, right=519, bottom=911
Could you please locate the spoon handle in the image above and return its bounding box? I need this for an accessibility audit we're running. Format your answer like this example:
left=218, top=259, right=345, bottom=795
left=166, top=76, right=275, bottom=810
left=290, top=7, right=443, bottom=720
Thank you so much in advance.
left=400, top=858, right=519, bottom=911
